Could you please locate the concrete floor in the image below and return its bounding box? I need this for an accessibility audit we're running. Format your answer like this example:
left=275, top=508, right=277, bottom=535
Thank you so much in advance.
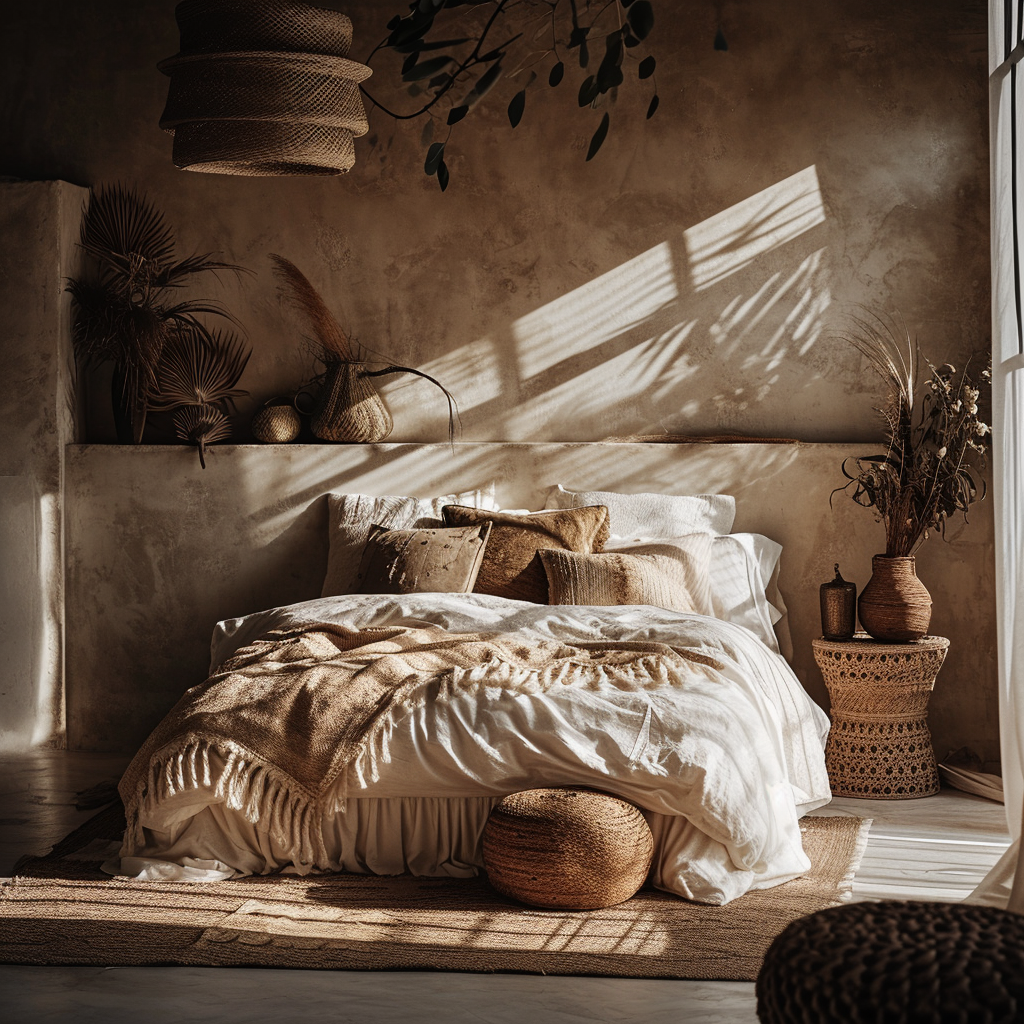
left=0, top=750, right=1012, bottom=1024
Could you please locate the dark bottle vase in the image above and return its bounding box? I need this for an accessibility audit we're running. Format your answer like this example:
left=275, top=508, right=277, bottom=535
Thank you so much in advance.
left=857, top=554, right=932, bottom=642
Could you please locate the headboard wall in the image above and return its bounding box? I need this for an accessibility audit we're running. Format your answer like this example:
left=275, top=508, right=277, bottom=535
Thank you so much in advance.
left=64, top=441, right=997, bottom=764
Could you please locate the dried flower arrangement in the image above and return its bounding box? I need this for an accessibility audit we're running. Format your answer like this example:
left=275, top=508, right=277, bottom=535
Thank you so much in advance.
left=269, top=254, right=458, bottom=442
left=834, top=312, right=991, bottom=558
left=67, top=183, right=248, bottom=446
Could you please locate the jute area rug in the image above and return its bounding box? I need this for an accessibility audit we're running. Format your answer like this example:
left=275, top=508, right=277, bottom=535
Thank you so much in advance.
left=1, top=806, right=870, bottom=981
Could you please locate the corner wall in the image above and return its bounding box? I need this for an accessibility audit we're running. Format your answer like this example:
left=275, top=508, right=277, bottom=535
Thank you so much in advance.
left=0, top=180, right=88, bottom=750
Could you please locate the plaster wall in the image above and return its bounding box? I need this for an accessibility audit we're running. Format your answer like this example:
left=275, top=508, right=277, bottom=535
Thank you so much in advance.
left=65, top=441, right=997, bottom=763
left=0, top=181, right=87, bottom=749
left=0, top=1, right=998, bottom=758
left=0, top=0, right=991, bottom=444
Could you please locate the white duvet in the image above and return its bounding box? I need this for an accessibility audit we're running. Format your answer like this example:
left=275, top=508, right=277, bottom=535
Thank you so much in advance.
left=120, top=593, right=831, bottom=905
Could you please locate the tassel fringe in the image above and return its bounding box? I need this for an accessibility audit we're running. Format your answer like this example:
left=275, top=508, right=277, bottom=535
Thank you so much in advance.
left=121, top=644, right=717, bottom=865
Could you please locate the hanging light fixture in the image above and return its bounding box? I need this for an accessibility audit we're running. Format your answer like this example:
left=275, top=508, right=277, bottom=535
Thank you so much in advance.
left=157, top=0, right=372, bottom=176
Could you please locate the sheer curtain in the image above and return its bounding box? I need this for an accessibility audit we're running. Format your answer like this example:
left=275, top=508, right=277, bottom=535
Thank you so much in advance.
left=969, top=0, right=1024, bottom=912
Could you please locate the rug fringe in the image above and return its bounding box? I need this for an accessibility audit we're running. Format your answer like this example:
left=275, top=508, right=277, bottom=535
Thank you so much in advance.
left=838, top=816, right=873, bottom=902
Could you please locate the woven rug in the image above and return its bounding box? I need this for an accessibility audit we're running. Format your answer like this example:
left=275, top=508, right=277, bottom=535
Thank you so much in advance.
left=1, top=806, right=870, bottom=981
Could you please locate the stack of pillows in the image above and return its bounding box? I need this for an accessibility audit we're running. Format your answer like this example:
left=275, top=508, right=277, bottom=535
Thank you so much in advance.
left=320, top=486, right=791, bottom=658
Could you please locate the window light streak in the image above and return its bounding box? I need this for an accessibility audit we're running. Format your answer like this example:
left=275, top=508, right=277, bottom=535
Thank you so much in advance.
left=512, top=242, right=678, bottom=381
left=684, top=166, right=826, bottom=291
left=31, top=492, right=62, bottom=747
left=505, top=329, right=694, bottom=440
left=394, top=336, right=504, bottom=413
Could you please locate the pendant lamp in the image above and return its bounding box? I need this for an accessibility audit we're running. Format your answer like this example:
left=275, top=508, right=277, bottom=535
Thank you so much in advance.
left=157, top=0, right=372, bottom=176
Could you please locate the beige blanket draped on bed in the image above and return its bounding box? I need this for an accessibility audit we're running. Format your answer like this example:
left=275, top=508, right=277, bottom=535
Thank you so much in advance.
left=119, top=623, right=721, bottom=868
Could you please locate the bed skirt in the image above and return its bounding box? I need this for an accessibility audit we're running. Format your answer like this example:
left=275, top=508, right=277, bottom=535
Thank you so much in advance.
left=119, top=794, right=794, bottom=905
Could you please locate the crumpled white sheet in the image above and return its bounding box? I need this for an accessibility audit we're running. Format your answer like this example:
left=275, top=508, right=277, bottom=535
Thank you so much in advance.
left=120, top=593, right=831, bottom=904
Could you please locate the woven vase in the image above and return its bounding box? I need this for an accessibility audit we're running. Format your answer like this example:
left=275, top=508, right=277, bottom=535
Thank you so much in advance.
left=311, top=361, right=393, bottom=442
left=858, top=555, right=932, bottom=642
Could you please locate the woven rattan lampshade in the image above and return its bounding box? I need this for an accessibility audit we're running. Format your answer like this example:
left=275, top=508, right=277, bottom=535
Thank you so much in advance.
left=158, top=0, right=372, bottom=176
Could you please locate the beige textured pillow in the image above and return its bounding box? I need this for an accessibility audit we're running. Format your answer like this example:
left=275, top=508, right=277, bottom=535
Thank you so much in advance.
left=321, top=490, right=497, bottom=597
left=441, top=505, right=610, bottom=603
left=354, top=522, right=492, bottom=595
left=539, top=533, right=715, bottom=613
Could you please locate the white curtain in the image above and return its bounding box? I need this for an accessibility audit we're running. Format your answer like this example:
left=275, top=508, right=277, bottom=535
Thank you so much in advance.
left=968, top=0, right=1024, bottom=911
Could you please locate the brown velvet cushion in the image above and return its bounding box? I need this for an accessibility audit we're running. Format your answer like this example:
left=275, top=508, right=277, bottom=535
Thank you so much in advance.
left=539, top=533, right=714, bottom=613
left=354, top=522, right=492, bottom=595
left=441, top=505, right=610, bottom=603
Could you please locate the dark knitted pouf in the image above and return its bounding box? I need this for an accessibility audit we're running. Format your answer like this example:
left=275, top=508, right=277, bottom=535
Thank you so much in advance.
left=756, top=900, right=1024, bottom=1024
left=481, top=787, right=654, bottom=910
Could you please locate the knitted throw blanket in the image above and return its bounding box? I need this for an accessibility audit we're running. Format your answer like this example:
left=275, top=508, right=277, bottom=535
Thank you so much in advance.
left=119, top=623, right=720, bottom=868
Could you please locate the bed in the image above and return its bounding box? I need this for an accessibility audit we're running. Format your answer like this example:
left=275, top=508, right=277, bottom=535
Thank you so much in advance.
left=114, top=484, right=831, bottom=906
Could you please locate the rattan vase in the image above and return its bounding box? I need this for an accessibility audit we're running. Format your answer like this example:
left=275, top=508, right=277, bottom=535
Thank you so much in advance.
left=858, top=555, right=932, bottom=642
left=311, top=361, right=393, bottom=442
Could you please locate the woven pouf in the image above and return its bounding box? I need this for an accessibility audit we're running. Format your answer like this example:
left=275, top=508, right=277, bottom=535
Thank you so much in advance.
left=481, top=787, right=654, bottom=910
left=756, top=900, right=1024, bottom=1023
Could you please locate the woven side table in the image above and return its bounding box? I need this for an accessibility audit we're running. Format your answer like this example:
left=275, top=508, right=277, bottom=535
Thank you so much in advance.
left=812, top=634, right=949, bottom=799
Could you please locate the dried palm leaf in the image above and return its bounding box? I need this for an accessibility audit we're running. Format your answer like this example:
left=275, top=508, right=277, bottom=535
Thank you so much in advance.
left=173, top=403, right=232, bottom=469
left=270, top=254, right=356, bottom=362
left=68, top=183, right=250, bottom=445
left=79, top=182, right=176, bottom=275
left=149, top=327, right=251, bottom=412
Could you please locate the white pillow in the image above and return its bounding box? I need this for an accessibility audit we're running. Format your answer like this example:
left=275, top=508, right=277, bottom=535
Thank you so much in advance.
left=707, top=533, right=791, bottom=657
left=548, top=484, right=736, bottom=543
left=321, top=489, right=497, bottom=597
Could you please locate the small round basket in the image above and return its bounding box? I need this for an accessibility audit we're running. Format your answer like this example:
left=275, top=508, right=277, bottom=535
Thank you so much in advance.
left=252, top=401, right=301, bottom=443
left=481, top=787, right=654, bottom=910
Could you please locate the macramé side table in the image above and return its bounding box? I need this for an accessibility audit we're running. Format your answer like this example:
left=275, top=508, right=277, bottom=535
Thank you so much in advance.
left=811, top=634, right=949, bottom=799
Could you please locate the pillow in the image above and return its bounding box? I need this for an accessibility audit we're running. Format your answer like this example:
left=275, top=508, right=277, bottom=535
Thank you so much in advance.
left=441, top=505, right=610, bottom=603
left=548, top=485, right=736, bottom=544
left=354, top=522, right=492, bottom=595
left=540, top=533, right=714, bottom=614
left=321, top=489, right=497, bottom=597
left=707, top=533, right=789, bottom=656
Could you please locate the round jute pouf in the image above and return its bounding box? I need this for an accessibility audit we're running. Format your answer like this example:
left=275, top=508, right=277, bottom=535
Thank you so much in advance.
left=756, top=900, right=1024, bottom=1023
left=481, top=787, right=654, bottom=910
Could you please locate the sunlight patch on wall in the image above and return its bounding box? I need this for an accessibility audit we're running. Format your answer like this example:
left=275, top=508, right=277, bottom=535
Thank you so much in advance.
left=399, top=336, right=504, bottom=413
left=512, top=242, right=678, bottom=381
left=684, top=166, right=826, bottom=291
left=505, top=323, right=696, bottom=440
left=707, top=248, right=832, bottom=370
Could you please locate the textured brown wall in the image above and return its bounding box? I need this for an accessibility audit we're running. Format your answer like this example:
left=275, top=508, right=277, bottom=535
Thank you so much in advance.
left=0, top=0, right=991, bottom=442
left=63, top=441, right=997, bottom=760
left=0, top=2, right=998, bottom=758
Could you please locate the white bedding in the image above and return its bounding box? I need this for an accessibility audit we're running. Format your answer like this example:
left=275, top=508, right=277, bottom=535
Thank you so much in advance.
left=120, top=593, right=831, bottom=904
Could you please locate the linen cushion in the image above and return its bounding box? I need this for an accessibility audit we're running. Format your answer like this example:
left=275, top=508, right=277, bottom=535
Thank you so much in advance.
left=548, top=484, right=736, bottom=544
left=539, top=533, right=714, bottom=614
left=441, top=505, right=610, bottom=603
left=354, top=522, right=492, bottom=595
left=321, top=490, right=497, bottom=597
